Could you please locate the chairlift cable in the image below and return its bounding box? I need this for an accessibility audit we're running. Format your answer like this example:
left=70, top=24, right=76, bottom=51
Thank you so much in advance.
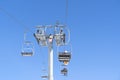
left=65, top=0, right=68, bottom=24
left=0, top=7, right=32, bottom=33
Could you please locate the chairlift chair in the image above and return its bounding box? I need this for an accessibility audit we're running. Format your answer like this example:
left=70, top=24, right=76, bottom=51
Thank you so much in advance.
left=58, top=50, right=71, bottom=65
left=61, top=68, right=68, bottom=76
left=21, top=48, right=34, bottom=56
left=21, top=41, right=34, bottom=56
left=41, top=75, right=48, bottom=79
left=41, top=67, right=48, bottom=79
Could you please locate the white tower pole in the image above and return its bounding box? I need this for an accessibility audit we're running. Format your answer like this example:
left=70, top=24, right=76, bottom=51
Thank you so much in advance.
left=48, top=36, right=54, bottom=80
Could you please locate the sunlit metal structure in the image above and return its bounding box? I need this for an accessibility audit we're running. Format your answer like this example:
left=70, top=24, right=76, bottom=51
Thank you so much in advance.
left=21, top=22, right=72, bottom=80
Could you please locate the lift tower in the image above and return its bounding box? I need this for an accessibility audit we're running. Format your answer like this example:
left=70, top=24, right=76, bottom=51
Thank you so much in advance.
left=21, top=22, right=72, bottom=80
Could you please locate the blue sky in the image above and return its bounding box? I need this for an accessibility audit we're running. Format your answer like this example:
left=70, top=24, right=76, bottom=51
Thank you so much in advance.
left=0, top=0, right=120, bottom=80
